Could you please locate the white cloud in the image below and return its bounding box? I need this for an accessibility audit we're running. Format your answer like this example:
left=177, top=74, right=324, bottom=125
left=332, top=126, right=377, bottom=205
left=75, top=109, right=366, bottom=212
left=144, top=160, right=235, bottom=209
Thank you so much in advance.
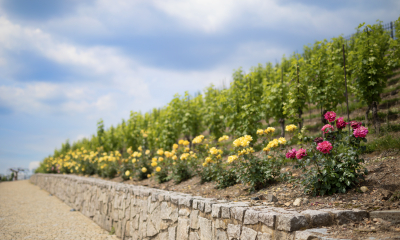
left=29, top=161, right=40, bottom=171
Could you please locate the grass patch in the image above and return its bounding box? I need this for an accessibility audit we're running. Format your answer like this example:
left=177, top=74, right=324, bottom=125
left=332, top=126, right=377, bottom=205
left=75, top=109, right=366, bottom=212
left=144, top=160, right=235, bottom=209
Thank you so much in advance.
left=364, top=134, right=400, bottom=153
left=383, top=84, right=400, bottom=93
left=388, top=77, right=400, bottom=86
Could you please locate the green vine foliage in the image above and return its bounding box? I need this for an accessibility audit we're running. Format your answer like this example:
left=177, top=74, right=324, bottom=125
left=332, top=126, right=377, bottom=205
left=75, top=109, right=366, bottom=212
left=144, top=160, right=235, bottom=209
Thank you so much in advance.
left=203, top=86, right=225, bottom=140
left=350, top=22, right=391, bottom=107
left=265, top=60, right=289, bottom=135
left=304, top=40, right=331, bottom=112
left=283, top=55, right=308, bottom=127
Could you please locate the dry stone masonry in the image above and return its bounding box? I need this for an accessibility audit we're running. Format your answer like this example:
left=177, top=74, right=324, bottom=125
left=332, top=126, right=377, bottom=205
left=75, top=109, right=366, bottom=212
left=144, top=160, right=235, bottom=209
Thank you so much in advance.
left=31, top=174, right=374, bottom=240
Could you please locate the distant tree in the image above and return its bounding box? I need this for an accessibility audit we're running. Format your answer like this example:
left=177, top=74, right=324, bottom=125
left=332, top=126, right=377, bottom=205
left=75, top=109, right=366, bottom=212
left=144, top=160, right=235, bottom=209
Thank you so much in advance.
left=8, top=168, right=28, bottom=181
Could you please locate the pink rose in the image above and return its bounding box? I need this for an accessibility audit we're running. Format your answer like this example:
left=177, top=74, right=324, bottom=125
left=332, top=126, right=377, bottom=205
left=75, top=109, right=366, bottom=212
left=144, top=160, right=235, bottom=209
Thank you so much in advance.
left=286, top=149, right=297, bottom=159
left=316, top=141, right=333, bottom=154
left=324, top=111, right=336, bottom=122
left=296, top=148, right=307, bottom=159
left=350, top=121, right=362, bottom=130
left=321, top=124, right=334, bottom=133
left=336, top=117, right=348, bottom=129
left=353, top=126, right=368, bottom=138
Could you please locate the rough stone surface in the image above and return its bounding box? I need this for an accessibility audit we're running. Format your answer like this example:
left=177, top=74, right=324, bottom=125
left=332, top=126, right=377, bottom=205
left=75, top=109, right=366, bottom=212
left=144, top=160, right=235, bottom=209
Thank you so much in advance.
left=322, top=209, right=368, bottom=225
left=240, top=226, right=258, bottom=240
left=293, top=198, right=302, bottom=207
left=177, top=218, right=190, bottom=240
left=300, top=210, right=333, bottom=227
left=257, top=232, right=272, bottom=240
left=276, top=214, right=308, bottom=232
left=244, top=209, right=259, bottom=224
left=370, top=210, right=400, bottom=223
left=259, top=211, right=277, bottom=228
left=199, top=216, right=212, bottom=240
left=227, top=224, right=241, bottom=240
left=28, top=174, right=375, bottom=240
left=190, top=231, right=201, bottom=240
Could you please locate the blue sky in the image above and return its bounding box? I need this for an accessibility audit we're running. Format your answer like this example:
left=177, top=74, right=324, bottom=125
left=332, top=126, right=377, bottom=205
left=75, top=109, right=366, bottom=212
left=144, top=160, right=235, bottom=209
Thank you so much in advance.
left=0, top=0, right=399, bottom=174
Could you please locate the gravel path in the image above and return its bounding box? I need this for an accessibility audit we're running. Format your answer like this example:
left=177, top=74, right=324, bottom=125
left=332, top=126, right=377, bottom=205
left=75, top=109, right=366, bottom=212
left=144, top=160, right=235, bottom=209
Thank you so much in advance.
left=0, top=180, right=119, bottom=240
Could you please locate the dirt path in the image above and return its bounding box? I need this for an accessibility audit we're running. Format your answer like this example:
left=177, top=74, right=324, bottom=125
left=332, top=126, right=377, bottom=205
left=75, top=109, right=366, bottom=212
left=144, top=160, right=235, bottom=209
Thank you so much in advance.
left=0, top=180, right=119, bottom=240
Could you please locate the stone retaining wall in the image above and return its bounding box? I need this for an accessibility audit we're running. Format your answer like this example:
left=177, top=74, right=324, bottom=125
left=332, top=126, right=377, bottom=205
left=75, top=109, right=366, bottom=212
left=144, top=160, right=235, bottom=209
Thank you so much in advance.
left=30, top=174, right=369, bottom=240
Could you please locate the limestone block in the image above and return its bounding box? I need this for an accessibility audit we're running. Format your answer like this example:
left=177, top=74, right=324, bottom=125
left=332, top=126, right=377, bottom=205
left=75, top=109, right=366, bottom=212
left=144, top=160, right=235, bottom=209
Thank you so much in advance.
left=159, top=232, right=168, bottom=240
left=230, top=207, right=248, bottom=222
left=161, top=202, right=172, bottom=220
left=196, top=200, right=205, bottom=212
left=258, top=211, right=277, bottom=228
left=221, top=204, right=232, bottom=219
left=227, top=224, right=241, bottom=240
left=170, top=195, right=181, bottom=205
left=171, top=206, right=179, bottom=223
left=147, top=220, right=158, bottom=237
left=177, top=218, right=190, bottom=240
left=276, top=214, right=308, bottom=232
left=205, top=200, right=216, bottom=213
left=158, top=193, right=166, bottom=202
left=215, top=229, right=228, bottom=240
left=152, top=192, right=160, bottom=202
left=257, top=232, right=272, bottom=240
left=240, top=226, right=257, bottom=240
left=190, top=210, right=200, bottom=229
left=300, top=210, right=333, bottom=227
left=214, top=219, right=227, bottom=230
left=321, top=209, right=368, bottom=225
left=180, top=197, right=193, bottom=208
left=244, top=209, right=259, bottom=225
left=168, top=226, right=177, bottom=240
left=179, top=208, right=191, bottom=217
left=150, top=201, right=160, bottom=214
left=150, top=205, right=162, bottom=232
left=139, top=189, right=151, bottom=197
left=132, top=215, right=139, bottom=230
left=370, top=210, right=400, bottom=223
left=125, top=206, right=131, bottom=219
left=212, top=204, right=226, bottom=218
left=189, top=232, right=200, bottom=240
left=131, top=206, right=139, bottom=221
left=199, top=217, right=212, bottom=240
left=160, top=220, right=170, bottom=230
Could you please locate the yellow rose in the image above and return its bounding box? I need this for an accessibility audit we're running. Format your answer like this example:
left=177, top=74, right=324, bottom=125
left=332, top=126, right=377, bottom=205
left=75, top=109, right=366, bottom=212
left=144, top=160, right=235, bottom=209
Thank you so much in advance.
left=158, top=157, right=164, bottom=162
left=125, top=170, right=130, bottom=176
left=151, top=162, right=157, bottom=167
left=141, top=167, right=147, bottom=173
left=173, top=143, right=179, bottom=149
left=156, top=167, right=161, bottom=172
left=157, top=149, right=164, bottom=155
left=145, top=150, right=150, bottom=155
left=209, top=147, right=219, bottom=155
left=278, top=137, right=286, bottom=145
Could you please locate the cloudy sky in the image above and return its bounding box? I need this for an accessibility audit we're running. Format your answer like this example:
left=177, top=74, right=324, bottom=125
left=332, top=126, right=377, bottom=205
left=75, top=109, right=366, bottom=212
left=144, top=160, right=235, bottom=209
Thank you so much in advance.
left=0, top=0, right=399, bottom=175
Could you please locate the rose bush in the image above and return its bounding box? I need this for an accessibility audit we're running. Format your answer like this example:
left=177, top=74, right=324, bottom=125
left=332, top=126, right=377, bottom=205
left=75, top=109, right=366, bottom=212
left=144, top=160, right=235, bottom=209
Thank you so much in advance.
left=292, top=111, right=368, bottom=196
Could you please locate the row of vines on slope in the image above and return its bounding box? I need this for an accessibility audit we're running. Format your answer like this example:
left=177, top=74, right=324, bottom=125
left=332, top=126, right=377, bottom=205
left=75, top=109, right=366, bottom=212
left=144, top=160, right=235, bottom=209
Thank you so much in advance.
left=37, top=19, right=400, bottom=193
